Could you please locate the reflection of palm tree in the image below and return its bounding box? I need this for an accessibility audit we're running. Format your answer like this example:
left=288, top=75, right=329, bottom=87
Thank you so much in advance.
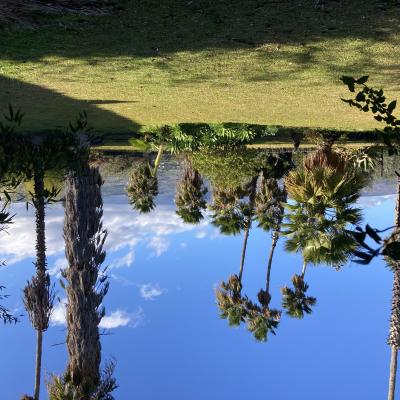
left=215, top=178, right=258, bottom=327
left=47, top=165, right=115, bottom=399
left=23, top=166, right=54, bottom=400
left=175, top=159, right=207, bottom=224
left=62, top=167, right=109, bottom=389
left=216, top=275, right=247, bottom=327
left=245, top=175, right=284, bottom=342
left=282, top=149, right=364, bottom=320
left=209, top=185, right=247, bottom=235
left=255, top=176, right=286, bottom=295
left=126, top=161, right=158, bottom=213
left=243, top=277, right=281, bottom=342
left=284, top=159, right=363, bottom=270
left=281, top=274, right=316, bottom=319
left=245, top=301, right=281, bottom=342
left=241, top=262, right=281, bottom=342
left=216, top=176, right=282, bottom=341
left=239, top=177, right=258, bottom=280
left=387, top=177, right=400, bottom=400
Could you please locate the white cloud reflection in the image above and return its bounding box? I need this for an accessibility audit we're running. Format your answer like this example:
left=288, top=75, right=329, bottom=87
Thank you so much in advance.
left=2, top=191, right=389, bottom=269
left=51, top=298, right=144, bottom=329
left=0, top=197, right=208, bottom=266
left=146, top=237, right=170, bottom=257
left=139, top=283, right=166, bottom=300
left=109, top=250, right=135, bottom=269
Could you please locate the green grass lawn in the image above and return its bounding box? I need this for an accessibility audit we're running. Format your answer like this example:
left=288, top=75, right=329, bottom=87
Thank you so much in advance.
left=1, top=0, right=400, bottom=133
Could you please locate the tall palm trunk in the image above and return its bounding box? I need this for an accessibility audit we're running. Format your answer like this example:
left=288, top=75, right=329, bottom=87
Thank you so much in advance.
left=33, top=169, right=45, bottom=400
left=301, top=260, right=308, bottom=279
left=387, top=179, right=400, bottom=400
left=151, top=145, right=164, bottom=177
left=238, top=177, right=258, bottom=282
left=266, top=233, right=279, bottom=295
left=388, top=269, right=400, bottom=400
left=239, top=224, right=250, bottom=282
left=63, top=166, right=107, bottom=387
left=22, top=168, right=52, bottom=400
left=34, top=330, right=43, bottom=400
left=34, top=170, right=46, bottom=276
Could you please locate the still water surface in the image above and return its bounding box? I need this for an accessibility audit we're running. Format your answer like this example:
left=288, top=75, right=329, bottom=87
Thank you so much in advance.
left=0, top=155, right=397, bottom=399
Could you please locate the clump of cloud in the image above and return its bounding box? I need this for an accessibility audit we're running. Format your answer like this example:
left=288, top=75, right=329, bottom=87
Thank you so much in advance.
left=146, top=237, right=170, bottom=257
left=109, top=250, right=135, bottom=269
left=139, top=283, right=166, bottom=300
left=51, top=298, right=144, bottom=329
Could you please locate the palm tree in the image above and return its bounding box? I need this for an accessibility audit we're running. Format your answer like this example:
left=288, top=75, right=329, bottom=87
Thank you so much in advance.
left=209, top=185, right=248, bottom=235
left=62, top=166, right=108, bottom=389
left=281, top=274, right=316, bottom=319
left=215, top=176, right=259, bottom=328
left=244, top=272, right=282, bottom=342
left=175, top=158, right=208, bottom=224
left=216, top=275, right=248, bottom=327
left=281, top=149, right=365, bottom=320
left=48, top=165, right=116, bottom=399
left=245, top=300, right=281, bottom=342
left=284, top=154, right=364, bottom=270
left=255, top=176, right=287, bottom=296
left=126, top=160, right=158, bottom=213
left=23, top=164, right=55, bottom=400
left=242, top=176, right=285, bottom=342
left=387, top=176, right=400, bottom=400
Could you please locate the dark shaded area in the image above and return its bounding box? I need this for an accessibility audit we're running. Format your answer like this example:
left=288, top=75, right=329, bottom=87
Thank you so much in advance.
left=0, top=0, right=399, bottom=61
left=0, top=75, right=140, bottom=133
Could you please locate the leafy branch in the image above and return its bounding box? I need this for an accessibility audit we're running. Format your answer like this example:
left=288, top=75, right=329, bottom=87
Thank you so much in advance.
left=341, top=75, right=400, bottom=153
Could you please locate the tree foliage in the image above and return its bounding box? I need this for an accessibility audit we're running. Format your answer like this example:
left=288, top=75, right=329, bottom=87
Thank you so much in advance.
left=341, top=75, right=400, bottom=153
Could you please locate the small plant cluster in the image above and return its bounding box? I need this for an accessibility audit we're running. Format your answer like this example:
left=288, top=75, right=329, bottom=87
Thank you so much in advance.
left=135, top=123, right=278, bottom=154
left=47, top=362, right=117, bottom=400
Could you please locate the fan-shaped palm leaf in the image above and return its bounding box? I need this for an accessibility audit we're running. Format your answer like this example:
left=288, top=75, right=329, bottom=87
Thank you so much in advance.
left=281, top=274, right=316, bottom=319
left=216, top=275, right=248, bottom=327
left=245, top=298, right=281, bottom=342
left=284, top=150, right=365, bottom=269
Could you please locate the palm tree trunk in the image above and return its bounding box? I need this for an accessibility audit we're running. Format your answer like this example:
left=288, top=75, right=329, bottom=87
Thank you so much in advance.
left=301, top=260, right=307, bottom=279
left=34, top=329, right=43, bottom=400
left=152, top=145, right=164, bottom=177
left=387, top=177, right=400, bottom=400
left=34, top=169, right=46, bottom=275
left=266, top=233, right=279, bottom=295
left=33, top=168, right=46, bottom=400
left=239, top=224, right=250, bottom=282
left=238, top=176, right=258, bottom=282
left=396, top=179, right=400, bottom=227
left=64, top=167, right=106, bottom=386
left=389, top=345, right=398, bottom=400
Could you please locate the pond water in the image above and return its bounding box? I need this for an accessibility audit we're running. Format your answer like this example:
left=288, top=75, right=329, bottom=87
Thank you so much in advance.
left=0, top=149, right=398, bottom=399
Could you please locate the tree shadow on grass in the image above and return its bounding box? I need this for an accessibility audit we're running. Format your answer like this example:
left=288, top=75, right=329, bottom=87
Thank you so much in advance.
left=1, top=0, right=399, bottom=62
left=0, top=75, right=141, bottom=134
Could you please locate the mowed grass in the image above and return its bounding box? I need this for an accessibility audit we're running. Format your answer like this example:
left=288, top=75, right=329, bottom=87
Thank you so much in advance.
left=0, top=0, right=400, bottom=133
